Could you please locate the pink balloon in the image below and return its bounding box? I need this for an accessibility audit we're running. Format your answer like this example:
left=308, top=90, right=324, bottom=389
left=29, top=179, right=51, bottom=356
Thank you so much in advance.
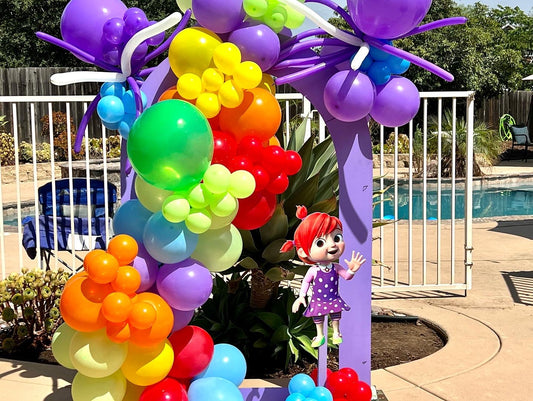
left=370, top=76, right=420, bottom=127
left=323, top=69, right=375, bottom=122
left=348, top=0, right=432, bottom=39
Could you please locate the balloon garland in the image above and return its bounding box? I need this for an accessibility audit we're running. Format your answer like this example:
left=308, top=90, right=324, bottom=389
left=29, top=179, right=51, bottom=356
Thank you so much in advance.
left=39, top=1, right=466, bottom=400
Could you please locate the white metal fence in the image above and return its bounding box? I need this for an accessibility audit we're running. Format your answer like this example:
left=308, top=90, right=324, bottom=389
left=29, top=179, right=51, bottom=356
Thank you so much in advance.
left=0, top=92, right=474, bottom=295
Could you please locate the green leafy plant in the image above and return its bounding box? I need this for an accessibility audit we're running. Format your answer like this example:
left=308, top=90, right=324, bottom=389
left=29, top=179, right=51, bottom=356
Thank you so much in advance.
left=0, top=268, right=70, bottom=354
left=89, top=135, right=122, bottom=159
left=0, top=132, right=15, bottom=166
left=19, top=141, right=51, bottom=163
left=373, top=132, right=410, bottom=154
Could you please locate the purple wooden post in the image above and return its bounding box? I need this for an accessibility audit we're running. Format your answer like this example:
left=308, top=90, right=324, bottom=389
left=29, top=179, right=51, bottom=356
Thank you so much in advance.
left=131, top=58, right=373, bottom=392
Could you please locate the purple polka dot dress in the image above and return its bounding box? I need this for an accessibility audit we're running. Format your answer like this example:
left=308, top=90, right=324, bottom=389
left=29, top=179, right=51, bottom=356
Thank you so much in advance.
left=304, top=265, right=350, bottom=318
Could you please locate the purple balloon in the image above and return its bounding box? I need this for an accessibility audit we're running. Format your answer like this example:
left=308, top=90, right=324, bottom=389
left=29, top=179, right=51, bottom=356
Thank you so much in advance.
left=192, top=0, right=245, bottom=33
left=124, top=7, right=149, bottom=37
left=228, top=23, right=280, bottom=71
left=157, top=258, right=213, bottom=311
left=348, top=0, right=432, bottom=39
left=133, top=244, right=159, bottom=292
left=171, top=308, right=195, bottom=333
left=323, top=69, right=375, bottom=122
left=370, top=76, right=420, bottom=127
left=60, top=0, right=127, bottom=62
left=103, top=18, right=125, bottom=45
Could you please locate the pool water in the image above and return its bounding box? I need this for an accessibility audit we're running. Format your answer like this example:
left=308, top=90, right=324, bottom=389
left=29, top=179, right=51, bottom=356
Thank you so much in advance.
left=374, top=181, right=533, bottom=220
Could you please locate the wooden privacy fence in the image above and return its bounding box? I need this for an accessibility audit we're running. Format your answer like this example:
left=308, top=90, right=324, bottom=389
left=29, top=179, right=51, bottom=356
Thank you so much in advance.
left=477, top=90, right=533, bottom=131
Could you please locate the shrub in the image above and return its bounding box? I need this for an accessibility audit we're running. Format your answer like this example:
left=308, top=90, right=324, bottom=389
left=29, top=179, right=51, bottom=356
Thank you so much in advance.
left=373, top=132, right=411, bottom=154
left=0, top=268, right=70, bottom=354
left=89, top=135, right=122, bottom=159
left=40, top=111, right=85, bottom=161
left=0, top=132, right=15, bottom=166
left=18, top=141, right=52, bottom=164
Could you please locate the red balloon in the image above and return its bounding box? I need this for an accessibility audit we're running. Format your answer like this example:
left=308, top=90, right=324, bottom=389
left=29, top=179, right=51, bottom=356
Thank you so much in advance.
left=212, top=130, right=238, bottom=165
left=346, top=381, right=372, bottom=401
left=250, top=165, right=270, bottom=192
left=228, top=155, right=254, bottom=172
left=310, top=367, right=333, bottom=385
left=237, top=136, right=264, bottom=162
left=140, top=377, right=188, bottom=401
left=168, top=325, right=214, bottom=378
left=285, top=150, right=303, bottom=175
left=338, top=367, right=359, bottom=383
left=325, top=370, right=354, bottom=399
left=261, top=146, right=286, bottom=175
left=267, top=172, right=289, bottom=194
left=232, top=190, right=276, bottom=230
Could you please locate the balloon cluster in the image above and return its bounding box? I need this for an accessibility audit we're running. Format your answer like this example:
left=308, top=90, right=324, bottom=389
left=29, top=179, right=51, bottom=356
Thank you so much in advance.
left=324, top=367, right=372, bottom=401
left=243, top=0, right=305, bottom=32
left=359, top=44, right=410, bottom=86
left=168, top=28, right=264, bottom=118
left=97, top=82, right=147, bottom=138
left=286, top=373, right=333, bottom=401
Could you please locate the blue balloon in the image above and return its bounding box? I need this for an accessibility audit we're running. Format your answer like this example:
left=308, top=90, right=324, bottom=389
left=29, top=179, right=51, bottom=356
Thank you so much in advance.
left=367, top=61, right=391, bottom=85
left=286, top=393, right=307, bottom=401
left=97, top=95, right=125, bottom=124
left=188, top=377, right=243, bottom=401
left=100, top=82, right=126, bottom=98
left=307, top=387, right=333, bottom=401
left=122, top=90, right=148, bottom=114
left=368, top=45, right=390, bottom=61
left=112, top=199, right=153, bottom=243
left=195, top=344, right=247, bottom=386
left=387, top=56, right=411, bottom=74
left=102, top=120, right=121, bottom=130
left=143, top=211, right=198, bottom=264
left=289, top=374, right=315, bottom=396
left=358, top=55, right=373, bottom=72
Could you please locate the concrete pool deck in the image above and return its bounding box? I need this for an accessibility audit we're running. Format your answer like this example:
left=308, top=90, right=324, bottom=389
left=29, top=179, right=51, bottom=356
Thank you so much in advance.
left=1, top=159, right=533, bottom=400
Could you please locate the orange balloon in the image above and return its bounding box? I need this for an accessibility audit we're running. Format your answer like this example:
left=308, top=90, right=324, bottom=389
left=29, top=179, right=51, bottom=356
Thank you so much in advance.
left=129, top=301, right=157, bottom=330
left=112, top=265, right=142, bottom=295
left=102, top=292, right=133, bottom=323
left=107, top=321, right=131, bottom=343
left=81, top=278, right=114, bottom=303
left=107, top=234, right=139, bottom=266
left=83, top=249, right=107, bottom=272
left=85, top=252, right=120, bottom=284
left=60, top=274, right=108, bottom=332
left=268, top=135, right=281, bottom=147
left=129, top=293, right=174, bottom=348
left=219, top=87, right=281, bottom=143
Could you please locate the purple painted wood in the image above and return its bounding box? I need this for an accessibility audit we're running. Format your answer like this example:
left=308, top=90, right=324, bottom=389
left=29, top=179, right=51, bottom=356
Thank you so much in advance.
left=128, top=57, right=373, bottom=395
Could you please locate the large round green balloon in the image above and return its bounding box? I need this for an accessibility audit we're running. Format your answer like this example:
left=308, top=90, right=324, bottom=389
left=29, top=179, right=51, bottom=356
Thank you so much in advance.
left=127, top=100, right=213, bottom=192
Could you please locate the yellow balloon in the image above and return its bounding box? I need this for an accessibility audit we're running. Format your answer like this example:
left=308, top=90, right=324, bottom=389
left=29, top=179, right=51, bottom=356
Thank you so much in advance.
left=213, top=42, right=242, bottom=75
left=135, top=175, right=174, bottom=213
left=233, top=61, right=263, bottom=90
left=52, top=323, right=76, bottom=369
left=121, top=340, right=174, bottom=387
left=209, top=192, right=238, bottom=217
left=169, top=27, right=221, bottom=77
left=259, top=73, right=276, bottom=94
left=203, top=164, right=231, bottom=194
left=218, top=80, right=244, bottom=108
left=177, top=73, right=203, bottom=100
left=228, top=170, right=256, bottom=199
left=176, top=0, right=193, bottom=15
left=188, top=184, right=209, bottom=209
left=162, top=195, right=191, bottom=223
left=70, top=328, right=128, bottom=378
left=186, top=208, right=212, bottom=234
left=71, top=371, right=127, bottom=401
left=209, top=204, right=238, bottom=229
left=202, top=68, right=225, bottom=92
left=191, top=224, right=243, bottom=272
left=196, top=92, right=221, bottom=119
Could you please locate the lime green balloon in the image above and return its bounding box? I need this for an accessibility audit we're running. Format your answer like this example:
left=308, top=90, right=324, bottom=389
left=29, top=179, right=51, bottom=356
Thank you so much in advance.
left=191, top=224, right=243, bottom=272
left=228, top=170, right=256, bottom=199
left=127, top=100, right=213, bottom=192
left=72, top=371, right=127, bottom=401
left=203, top=164, right=231, bottom=194
left=188, top=184, right=209, bottom=209
left=52, top=323, right=76, bottom=369
left=284, top=0, right=306, bottom=29
left=209, top=204, right=238, bottom=230
left=70, top=328, right=128, bottom=378
left=210, top=192, right=237, bottom=217
left=243, top=0, right=268, bottom=17
left=263, top=5, right=287, bottom=32
left=177, top=0, right=193, bottom=15
left=135, top=175, right=174, bottom=212
left=185, top=208, right=212, bottom=234
left=162, top=195, right=191, bottom=223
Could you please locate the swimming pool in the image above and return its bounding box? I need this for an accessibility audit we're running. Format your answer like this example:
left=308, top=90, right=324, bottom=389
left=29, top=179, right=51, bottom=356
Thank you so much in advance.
left=374, top=180, right=533, bottom=220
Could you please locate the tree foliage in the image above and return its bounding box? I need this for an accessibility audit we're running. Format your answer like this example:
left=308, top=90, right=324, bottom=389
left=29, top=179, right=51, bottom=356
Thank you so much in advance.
left=0, top=0, right=179, bottom=67
left=329, top=0, right=532, bottom=98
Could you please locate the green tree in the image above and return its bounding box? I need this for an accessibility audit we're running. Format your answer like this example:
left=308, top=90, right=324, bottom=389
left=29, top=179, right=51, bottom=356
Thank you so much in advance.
left=0, top=0, right=179, bottom=67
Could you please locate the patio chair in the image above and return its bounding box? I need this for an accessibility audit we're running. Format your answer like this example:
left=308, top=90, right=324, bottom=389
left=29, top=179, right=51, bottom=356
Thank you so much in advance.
left=509, top=124, right=533, bottom=162
left=22, top=178, right=117, bottom=271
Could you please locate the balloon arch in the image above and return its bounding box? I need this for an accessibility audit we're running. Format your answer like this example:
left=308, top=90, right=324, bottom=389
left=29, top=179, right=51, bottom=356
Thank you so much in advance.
left=40, top=0, right=465, bottom=400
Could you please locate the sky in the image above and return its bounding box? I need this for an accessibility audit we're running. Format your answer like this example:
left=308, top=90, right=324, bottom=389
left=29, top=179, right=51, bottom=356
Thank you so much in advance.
left=295, top=0, right=532, bottom=34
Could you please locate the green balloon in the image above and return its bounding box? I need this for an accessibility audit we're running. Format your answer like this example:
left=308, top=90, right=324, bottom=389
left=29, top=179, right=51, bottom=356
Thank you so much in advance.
left=52, top=323, right=76, bottom=369
left=203, top=164, right=231, bottom=194
left=210, top=192, right=237, bottom=217
left=71, top=371, right=126, bottom=401
left=243, top=0, right=268, bottom=17
left=162, top=195, right=191, bottom=223
left=135, top=175, right=174, bottom=212
left=127, top=100, right=213, bottom=192
left=284, top=0, right=306, bottom=29
left=192, top=224, right=243, bottom=272
left=188, top=184, right=209, bottom=209
left=209, top=204, right=238, bottom=230
left=186, top=208, right=212, bottom=234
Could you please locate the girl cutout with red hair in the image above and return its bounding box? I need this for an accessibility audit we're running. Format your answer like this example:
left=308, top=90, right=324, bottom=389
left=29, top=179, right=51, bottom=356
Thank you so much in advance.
left=281, top=205, right=366, bottom=347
